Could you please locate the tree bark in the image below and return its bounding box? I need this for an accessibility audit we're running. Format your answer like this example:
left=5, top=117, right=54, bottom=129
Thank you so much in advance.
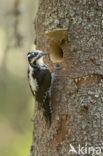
left=30, top=0, right=103, bottom=155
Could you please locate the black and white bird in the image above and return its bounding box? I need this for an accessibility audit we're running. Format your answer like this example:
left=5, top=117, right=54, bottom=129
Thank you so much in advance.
left=27, top=50, right=52, bottom=125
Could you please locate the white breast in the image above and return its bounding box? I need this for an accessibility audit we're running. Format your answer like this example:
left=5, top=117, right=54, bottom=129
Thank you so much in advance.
left=29, top=66, right=38, bottom=94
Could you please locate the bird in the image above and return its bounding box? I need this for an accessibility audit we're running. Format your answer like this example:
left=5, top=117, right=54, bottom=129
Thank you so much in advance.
left=27, top=50, right=52, bottom=126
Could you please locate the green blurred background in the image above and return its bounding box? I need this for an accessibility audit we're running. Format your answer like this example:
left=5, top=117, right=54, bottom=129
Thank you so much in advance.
left=0, top=0, right=38, bottom=155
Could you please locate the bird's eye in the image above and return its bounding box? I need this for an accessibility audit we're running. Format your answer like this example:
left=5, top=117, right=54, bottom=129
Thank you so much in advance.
left=33, top=54, right=36, bottom=56
left=34, top=53, right=38, bottom=56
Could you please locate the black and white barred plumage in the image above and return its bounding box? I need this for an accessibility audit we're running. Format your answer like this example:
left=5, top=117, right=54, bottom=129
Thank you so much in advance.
left=27, top=50, right=52, bottom=125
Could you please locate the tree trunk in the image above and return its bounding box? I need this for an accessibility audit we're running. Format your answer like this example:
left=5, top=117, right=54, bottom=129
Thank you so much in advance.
left=30, top=0, right=103, bottom=155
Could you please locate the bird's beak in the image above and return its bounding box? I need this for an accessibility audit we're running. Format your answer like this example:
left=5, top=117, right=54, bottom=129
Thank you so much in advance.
left=41, top=52, right=48, bottom=56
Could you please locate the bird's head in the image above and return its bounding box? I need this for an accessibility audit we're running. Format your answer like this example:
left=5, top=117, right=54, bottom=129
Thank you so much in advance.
left=27, top=50, right=48, bottom=67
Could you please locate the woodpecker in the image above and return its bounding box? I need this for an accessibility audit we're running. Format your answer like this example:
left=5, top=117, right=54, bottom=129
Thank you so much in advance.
left=27, top=50, right=52, bottom=125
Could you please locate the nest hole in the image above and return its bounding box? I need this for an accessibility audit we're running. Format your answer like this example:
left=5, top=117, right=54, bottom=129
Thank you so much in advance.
left=49, top=42, right=63, bottom=63
left=46, top=28, right=68, bottom=63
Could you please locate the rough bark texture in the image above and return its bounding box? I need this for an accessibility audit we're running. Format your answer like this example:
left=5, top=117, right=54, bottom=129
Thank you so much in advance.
left=30, top=0, right=103, bottom=156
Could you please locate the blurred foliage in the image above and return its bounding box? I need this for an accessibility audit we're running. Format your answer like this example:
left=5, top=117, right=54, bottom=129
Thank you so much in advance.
left=0, top=0, right=38, bottom=155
